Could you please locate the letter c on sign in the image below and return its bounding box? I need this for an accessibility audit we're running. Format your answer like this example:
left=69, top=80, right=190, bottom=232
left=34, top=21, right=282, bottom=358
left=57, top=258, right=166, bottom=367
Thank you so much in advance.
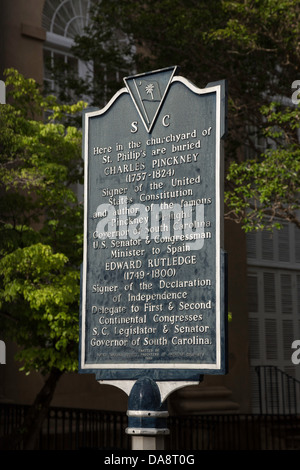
left=162, top=115, right=170, bottom=127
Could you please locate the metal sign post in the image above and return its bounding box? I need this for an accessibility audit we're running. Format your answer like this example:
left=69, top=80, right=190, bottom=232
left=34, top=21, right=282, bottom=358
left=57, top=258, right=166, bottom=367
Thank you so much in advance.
left=126, top=377, right=169, bottom=450
left=79, top=67, right=228, bottom=450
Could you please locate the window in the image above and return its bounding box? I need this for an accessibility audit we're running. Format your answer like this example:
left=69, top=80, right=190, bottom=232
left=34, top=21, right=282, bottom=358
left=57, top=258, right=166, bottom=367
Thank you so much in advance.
left=42, top=0, right=94, bottom=100
left=43, top=48, right=79, bottom=96
left=247, top=222, right=300, bottom=268
left=247, top=223, right=300, bottom=412
left=42, top=0, right=130, bottom=105
left=42, top=0, right=93, bottom=39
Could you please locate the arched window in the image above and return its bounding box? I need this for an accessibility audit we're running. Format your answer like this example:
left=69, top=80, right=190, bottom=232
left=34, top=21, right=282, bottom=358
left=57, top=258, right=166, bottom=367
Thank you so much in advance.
left=42, top=0, right=94, bottom=98
left=42, top=0, right=93, bottom=39
left=42, top=0, right=133, bottom=104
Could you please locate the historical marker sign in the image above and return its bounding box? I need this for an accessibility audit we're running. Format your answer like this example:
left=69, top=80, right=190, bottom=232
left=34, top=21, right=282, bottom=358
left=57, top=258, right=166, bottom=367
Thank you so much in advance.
left=79, top=66, right=227, bottom=382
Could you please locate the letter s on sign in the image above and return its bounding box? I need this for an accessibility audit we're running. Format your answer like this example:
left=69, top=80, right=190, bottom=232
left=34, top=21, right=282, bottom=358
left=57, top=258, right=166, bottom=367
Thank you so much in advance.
left=131, top=121, right=138, bottom=133
left=291, top=340, right=300, bottom=365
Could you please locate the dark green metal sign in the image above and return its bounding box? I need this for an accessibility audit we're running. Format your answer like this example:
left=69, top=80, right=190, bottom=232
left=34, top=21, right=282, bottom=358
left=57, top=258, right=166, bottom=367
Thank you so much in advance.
left=79, top=67, right=227, bottom=382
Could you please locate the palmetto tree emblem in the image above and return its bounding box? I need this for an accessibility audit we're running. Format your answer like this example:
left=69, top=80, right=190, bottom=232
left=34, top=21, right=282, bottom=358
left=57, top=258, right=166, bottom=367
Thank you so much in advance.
left=145, top=83, right=155, bottom=100
left=124, top=66, right=178, bottom=131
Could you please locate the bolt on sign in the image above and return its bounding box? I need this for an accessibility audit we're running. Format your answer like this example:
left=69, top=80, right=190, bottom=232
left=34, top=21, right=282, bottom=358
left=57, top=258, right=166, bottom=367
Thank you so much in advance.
left=79, top=66, right=228, bottom=383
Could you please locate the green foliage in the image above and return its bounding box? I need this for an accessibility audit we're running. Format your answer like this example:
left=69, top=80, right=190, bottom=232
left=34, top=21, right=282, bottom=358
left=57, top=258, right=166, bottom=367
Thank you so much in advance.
left=0, top=69, right=87, bottom=374
left=225, top=101, right=300, bottom=231
left=0, top=244, right=80, bottom=373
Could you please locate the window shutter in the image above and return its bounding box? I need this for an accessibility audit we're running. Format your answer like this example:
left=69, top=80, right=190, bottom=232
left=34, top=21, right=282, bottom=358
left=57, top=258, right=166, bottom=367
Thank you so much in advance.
left=265, top=319, right=278, bottom=360
left=278, top=223, right=290, bottom=262
left=247, top=274, right=258, bottom=312
left=282, top=320, right=294, bottom=361
left=262, top=231, right=274, bottom=261
left=295, top=226, right=300, bottom=263
left=280, top=274, right=293, bottom=315
left=249, top=318, right=260, bottom=360
left=246, top=232, right=257, bottom=259
left=263, top=272, right=276, bottom=313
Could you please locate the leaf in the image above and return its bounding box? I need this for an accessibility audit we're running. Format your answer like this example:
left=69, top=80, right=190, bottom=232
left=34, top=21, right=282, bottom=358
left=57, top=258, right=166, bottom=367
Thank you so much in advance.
left=0, top=70, right=84, bottom=375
